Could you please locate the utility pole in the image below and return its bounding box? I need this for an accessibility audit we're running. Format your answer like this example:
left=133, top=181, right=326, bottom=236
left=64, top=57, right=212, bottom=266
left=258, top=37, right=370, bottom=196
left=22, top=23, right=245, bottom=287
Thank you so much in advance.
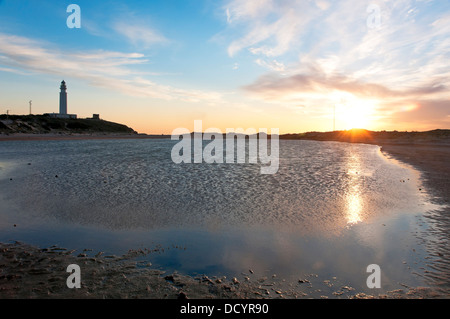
left=333, top=104, right=336, bottom=132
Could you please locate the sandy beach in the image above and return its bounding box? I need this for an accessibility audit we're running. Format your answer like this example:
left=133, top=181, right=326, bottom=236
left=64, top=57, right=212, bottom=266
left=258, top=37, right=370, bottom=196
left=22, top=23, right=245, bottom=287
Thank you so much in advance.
left=379, top=143, right=450, bottom=205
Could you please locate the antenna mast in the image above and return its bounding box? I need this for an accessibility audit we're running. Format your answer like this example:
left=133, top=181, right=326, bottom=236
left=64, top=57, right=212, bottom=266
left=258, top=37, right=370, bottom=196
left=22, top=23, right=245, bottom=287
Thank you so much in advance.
left=333, top=104, right=336, bottom=131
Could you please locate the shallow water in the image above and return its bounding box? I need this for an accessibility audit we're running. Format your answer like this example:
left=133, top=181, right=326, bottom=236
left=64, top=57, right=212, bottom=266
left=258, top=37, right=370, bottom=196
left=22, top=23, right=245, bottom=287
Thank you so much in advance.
left=0, top=138, right=446, bottom=297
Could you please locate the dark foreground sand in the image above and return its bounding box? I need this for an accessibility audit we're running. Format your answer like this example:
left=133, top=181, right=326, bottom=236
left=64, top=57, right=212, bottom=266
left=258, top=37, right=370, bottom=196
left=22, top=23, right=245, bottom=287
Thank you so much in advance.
left=1, top=135, right=449, bottom=299
left=379, top=143, right=450, bottom=205
left=0, top=242, right=270, bottom=299
left=0, top=241, right=442, bottom=299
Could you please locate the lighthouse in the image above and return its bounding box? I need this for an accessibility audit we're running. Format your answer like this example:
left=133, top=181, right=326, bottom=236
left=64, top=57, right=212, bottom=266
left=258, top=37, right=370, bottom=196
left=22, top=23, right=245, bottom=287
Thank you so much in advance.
left=59, top=80, right=67, bottom=115
left=45, top=80, right=77, bottom=119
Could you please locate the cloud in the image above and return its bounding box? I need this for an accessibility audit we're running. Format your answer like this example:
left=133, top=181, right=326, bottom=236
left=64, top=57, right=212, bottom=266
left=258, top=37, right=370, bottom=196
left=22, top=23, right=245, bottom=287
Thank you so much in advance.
left=112, top=21, right=168, bottom=48
left=378, top=99, right=450, bottom=130
left=242, top=56, right=449, bottom=130
left=254, top=58, right=285, bottom=72
left=244, top=65, right=447, bottom=101
left=221, top=0, right=450, bottom=129
left=226, top=8, right=232, bottom=23
left=223, top=0, right=324, bottom=57
left=0, top=32, right=221, bottom=103
left=315, top=0, right=331, bottom=11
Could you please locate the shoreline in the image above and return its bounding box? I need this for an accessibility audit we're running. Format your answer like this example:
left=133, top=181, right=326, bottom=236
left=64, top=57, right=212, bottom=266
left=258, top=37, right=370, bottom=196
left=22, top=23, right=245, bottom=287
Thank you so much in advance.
left=0, top=133, right=169, bottom=141
left=378, top=143, right=449, bottom=206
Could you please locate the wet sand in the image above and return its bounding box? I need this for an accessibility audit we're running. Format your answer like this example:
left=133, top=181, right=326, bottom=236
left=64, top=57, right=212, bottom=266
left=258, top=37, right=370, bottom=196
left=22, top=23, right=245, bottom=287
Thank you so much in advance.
left=379, top=143, right=450, bottom=205
left=379, top=142, right=450, bottom=298
left=0, top=241, right=442, bottom=299
left=0, top=242, right=277, bottom=299
left=1, top=135, right=449, bottom=299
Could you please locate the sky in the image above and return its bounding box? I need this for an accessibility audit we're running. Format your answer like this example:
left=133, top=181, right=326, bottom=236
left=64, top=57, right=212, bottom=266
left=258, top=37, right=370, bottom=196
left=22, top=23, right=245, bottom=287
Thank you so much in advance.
left=0, top=0, right=449, bottom=134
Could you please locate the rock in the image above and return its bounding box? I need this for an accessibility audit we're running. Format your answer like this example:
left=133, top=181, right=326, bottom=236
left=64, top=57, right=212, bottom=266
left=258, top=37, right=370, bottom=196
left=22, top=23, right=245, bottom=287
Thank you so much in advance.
left=298, top=279, right=310, bottom=283
left=177, top=291, right=188, bottom=299
left=232, top=277, right=239, bottom=284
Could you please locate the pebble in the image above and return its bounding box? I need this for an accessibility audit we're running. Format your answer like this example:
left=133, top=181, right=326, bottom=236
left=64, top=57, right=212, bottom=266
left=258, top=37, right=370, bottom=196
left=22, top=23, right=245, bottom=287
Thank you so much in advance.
left=177, top=291, right=188, bottom=299
left=298, top=279, right=310, bottom=283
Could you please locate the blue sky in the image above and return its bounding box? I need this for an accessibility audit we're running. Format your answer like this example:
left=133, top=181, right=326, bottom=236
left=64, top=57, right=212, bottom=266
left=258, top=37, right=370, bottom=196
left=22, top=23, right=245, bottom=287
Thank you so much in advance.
left=0, top=0, right=449, bottom=133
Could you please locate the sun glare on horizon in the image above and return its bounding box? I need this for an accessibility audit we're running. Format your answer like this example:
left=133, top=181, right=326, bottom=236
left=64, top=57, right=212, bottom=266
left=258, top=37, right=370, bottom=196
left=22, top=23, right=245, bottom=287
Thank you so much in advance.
left=335, top=96, right=377, bottom=131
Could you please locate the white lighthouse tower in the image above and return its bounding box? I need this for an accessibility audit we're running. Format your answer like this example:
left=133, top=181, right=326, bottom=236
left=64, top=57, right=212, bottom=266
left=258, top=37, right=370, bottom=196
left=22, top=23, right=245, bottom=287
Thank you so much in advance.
left=45, top=80, right=77, bottom=119
left=44, top=80, right=77, bottom=118
left=59, top=80, right=67, bottom=115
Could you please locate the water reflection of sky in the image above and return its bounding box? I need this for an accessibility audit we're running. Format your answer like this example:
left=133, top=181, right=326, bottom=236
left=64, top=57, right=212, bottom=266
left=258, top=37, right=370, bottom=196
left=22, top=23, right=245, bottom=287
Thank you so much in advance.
left=0, top=139, right=446, bottom=296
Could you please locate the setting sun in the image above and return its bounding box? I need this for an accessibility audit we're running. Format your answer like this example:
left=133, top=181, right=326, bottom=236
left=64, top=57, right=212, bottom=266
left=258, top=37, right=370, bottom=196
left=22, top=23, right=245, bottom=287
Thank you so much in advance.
left=342, top=106, right=371, bottom=129
left=335, top=96, right=376, bottom=130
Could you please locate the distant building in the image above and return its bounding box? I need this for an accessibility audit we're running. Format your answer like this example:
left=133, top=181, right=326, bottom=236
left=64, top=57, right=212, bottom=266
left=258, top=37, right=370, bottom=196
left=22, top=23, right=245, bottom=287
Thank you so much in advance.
left=92, top=114, right=100, bottom=120
left=45, top=80, right=77, bottom=119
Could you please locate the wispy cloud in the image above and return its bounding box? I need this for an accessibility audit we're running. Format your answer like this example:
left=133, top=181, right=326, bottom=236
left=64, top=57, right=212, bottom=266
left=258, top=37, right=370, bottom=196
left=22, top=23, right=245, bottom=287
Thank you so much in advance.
left=244, top=65, right=447, bottom=100
left=222, top=0, right=450, bottom=129
left=112, top=21, right=169, bottom=49
left=224, top=0, right=322, bottom=57
left=0, top=32, right=221, bottom=103
left=254, top=58, right=285, bottom=72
